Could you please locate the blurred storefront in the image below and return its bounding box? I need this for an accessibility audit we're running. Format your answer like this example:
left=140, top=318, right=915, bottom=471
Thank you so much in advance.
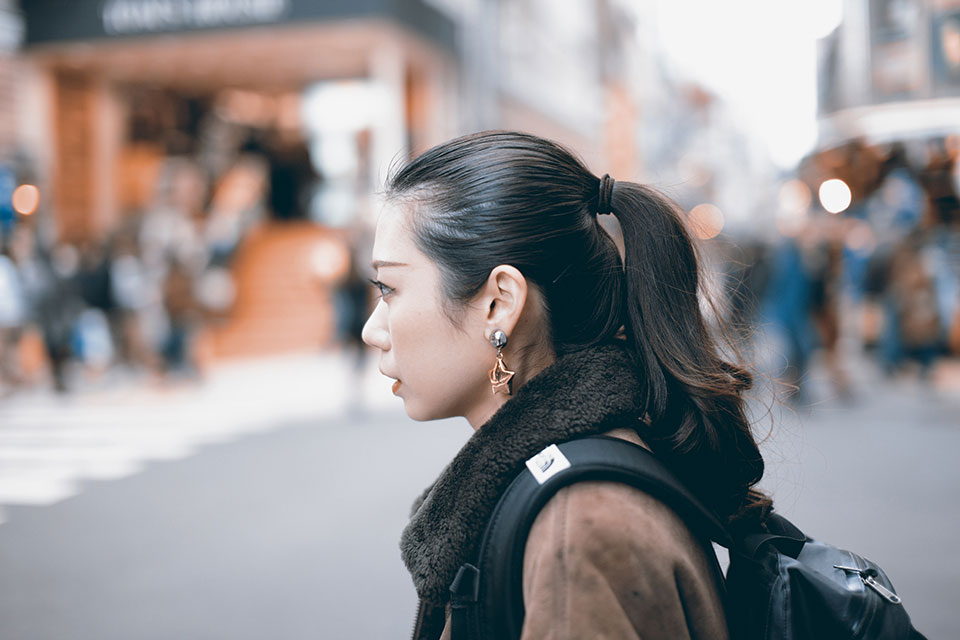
left=7, top=0, right=656, bottom=368
left=3, top=0, right=728, bottom=386
left=813, top=0, right=960, bottom=201
left=803, top=0, right=960, bottom=364
left=16, top=0, right=458, bottom=359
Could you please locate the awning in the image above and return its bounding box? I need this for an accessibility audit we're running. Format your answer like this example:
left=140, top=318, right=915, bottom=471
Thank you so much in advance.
left=818, top=97, right=960, bottom=147
left=24, top=0, right=455, bottom=52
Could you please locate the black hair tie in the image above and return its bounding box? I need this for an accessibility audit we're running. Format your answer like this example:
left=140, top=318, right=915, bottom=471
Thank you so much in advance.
left=597, top=174, right=615, bottom=215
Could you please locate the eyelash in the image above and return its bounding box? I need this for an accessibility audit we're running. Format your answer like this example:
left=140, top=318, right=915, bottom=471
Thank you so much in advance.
left=369, top=279, right=394, bottom=299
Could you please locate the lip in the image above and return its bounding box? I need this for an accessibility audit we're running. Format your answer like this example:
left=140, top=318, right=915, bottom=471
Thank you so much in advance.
left=378, top=368, right=401, bottom=395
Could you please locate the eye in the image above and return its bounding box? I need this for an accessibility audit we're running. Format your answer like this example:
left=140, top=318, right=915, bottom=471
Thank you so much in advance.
left=368, top=279, right=394, bottom=299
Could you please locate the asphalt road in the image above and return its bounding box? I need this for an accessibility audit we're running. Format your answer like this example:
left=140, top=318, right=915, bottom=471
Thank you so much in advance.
left=0, top=371, right=957, bottom=639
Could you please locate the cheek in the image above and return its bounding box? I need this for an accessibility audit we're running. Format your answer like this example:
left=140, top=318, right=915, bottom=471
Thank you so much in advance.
left=395, top=314, right=468, bottom=381
left=391, top=306, right=489, bottom=416
left=389, top=304, right=435, bottom=363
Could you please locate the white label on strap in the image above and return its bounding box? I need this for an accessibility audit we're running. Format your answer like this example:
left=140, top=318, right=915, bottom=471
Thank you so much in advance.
left=525, top=444, right=571, bottom=485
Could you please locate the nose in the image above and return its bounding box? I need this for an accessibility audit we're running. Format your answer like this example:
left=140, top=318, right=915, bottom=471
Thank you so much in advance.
left=361, top=299, right=391, bottom=351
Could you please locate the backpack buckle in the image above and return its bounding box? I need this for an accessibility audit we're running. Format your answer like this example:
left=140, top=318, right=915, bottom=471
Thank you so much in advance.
left=450, top=563, right=480, bottom=604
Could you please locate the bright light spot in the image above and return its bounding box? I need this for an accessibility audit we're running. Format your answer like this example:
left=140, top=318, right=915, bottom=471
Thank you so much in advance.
left=12, top=184, right=39, bottom=215
left=309, top=239, right=350, bottom=282
left=819, top=179, right=852, bottom=214
left=688, top=203, right=724, bottom=239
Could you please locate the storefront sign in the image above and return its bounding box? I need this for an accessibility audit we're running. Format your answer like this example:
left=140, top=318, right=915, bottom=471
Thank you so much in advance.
left=102, top=0, right=289, bottom=35
left=24, top=0, right=454, bottom=54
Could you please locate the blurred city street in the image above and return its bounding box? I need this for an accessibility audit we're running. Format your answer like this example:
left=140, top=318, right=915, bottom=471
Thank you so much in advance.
left=0, top=352, right=957, bottom=639
left=1, top=0, right=959, bottom=638
left=0, top=353, right=464, bottom=640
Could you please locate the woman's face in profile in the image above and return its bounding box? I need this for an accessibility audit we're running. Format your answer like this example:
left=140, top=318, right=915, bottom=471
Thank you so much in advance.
left=361, top=203, right=493, bottom=422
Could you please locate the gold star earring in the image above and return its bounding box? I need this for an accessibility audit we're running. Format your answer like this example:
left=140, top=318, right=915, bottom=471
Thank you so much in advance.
left=488, top=329, right=515, bottom=395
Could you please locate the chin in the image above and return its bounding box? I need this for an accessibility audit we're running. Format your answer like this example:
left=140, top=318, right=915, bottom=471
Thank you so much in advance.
left=400, top=398, right=430, bottom=422
left=402, top=397, right=458, bottom=423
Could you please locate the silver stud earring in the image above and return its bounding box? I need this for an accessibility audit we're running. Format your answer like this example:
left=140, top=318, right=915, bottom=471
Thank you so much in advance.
left=488, top=329, right=515, bottom=395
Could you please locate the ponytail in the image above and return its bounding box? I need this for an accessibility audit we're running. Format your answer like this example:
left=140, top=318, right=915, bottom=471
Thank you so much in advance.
left=608, top=180, right=770, bottom=525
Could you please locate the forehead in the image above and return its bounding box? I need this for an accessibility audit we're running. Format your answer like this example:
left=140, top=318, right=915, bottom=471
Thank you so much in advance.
left=372, top=200, right=419, bottom=263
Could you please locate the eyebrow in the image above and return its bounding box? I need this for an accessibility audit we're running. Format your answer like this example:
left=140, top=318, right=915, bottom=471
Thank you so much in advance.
left=372, top=260, right=409, bottom=269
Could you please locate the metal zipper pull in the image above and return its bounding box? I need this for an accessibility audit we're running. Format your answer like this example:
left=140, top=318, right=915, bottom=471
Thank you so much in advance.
left=862, top=575, right=902, bottom=604
left=833, top=564, right=902, bottom=604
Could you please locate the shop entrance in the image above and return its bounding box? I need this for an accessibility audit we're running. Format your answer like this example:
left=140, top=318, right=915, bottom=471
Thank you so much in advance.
left=28, top=19, right=450, bottom=361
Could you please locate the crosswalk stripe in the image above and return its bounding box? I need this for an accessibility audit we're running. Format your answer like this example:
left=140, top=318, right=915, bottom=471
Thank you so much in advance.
left=0, top=353, right=398, bottom=520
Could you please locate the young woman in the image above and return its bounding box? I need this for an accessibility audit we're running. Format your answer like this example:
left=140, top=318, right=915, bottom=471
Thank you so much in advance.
left=362, top=131, right=769, bottom=640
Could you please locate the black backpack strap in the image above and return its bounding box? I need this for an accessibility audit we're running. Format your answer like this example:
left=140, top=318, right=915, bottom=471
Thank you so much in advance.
left=450, top=435, right=731, bottom=640
left=737, top=512, right=807, bottom=559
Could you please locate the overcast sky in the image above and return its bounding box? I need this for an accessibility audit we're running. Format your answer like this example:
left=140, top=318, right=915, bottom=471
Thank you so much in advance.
left=655, top=0, right=843, bottom=169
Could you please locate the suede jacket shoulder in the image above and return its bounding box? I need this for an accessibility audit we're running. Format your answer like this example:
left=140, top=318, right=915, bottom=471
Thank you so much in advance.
left=403, top=344, right=728, bottom=640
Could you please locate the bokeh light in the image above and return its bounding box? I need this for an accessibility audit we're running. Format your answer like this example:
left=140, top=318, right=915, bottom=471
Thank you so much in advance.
left=779, top=179, right=812, bottom=214
left=309, top=238, right=351, bottom=283
left=776, top=179, right=812, bottom=236
left=818, top=178, right=852, bottom=214
left=844, top=219, right=877, bottom=254
left=688, top=203, right=724, bottom=240
left=12, top=184, right=39, bottom=215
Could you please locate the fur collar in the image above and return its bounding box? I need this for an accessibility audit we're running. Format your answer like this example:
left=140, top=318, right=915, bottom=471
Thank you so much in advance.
left=400, top=342, right=647, bottom=606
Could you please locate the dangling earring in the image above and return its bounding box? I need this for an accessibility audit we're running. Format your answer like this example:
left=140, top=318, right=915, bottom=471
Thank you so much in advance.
left=488, top=329, right=515, bottom=395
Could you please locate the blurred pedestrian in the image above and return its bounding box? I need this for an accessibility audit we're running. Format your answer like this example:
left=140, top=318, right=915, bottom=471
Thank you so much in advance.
left=334, top=237, right=372, bottom=411
left=362, top=132, right=766, bottom=639
left=887, top=237, right=943, bottom=378
left=759, top=236, right=816, bottom=403
left=0, top=242, right=26, bottom=392
left=808, top=234, right=851, bottom=399
left=204, top=155, right=266, bottom=267
left=160, top=257, right=201, bottom=378
left=73, top=241, right=117, bottom=373
left=109, top=231, right=156, bottom=372
left=76, top=240, right=115, bottom=316
left=12, top=232, right=83, bottom=393
left=265, top=132, right=316, bottom=221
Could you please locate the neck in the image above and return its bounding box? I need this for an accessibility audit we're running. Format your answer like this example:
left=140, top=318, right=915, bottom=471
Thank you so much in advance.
left=401, top=341, right=646, bottom=606
left=465, top=346, right=556, bottom=430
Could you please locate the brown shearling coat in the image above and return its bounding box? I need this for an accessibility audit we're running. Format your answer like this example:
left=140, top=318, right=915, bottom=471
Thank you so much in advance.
left=402, top=344, right=730, bottom=640
left=437, top=429, right=728, bottom=640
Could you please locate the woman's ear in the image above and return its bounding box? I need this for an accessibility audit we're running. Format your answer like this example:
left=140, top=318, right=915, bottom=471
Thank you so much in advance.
left=482, top=265, right=528, bottom=338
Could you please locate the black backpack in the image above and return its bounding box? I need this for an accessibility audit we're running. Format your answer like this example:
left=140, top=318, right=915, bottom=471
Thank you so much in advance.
left=449, top=436, right=926, bottom=640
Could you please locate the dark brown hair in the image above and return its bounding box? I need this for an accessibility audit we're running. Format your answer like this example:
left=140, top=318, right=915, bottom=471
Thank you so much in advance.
left=387, top=130, right=769, bottom=525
